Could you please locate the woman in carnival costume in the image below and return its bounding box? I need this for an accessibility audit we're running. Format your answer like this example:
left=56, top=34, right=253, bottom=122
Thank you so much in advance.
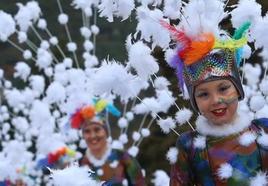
left=69, top=99, right=145, bottom=186
left=162, top=1, right=268, bottom=186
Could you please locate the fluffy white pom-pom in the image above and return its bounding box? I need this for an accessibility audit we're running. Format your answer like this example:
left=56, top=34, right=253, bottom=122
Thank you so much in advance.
left=132, top=131, right=141, bottom=141
left=175, top=108, right=193, bottom=125
left=125, top=112, right=134, bottom=121
left=37, top=18, right=47, bottom=29
left=49, top=164, right=101, bottom=186
left=80, top=27, right=92, bottom=38
left=23, top=50, right=32, bottom=60
left=257, top=130, right=268, bottom=148
left=18, top=31, right=27, bottom=43
left=118, top=117, right=128, bottom=128
left=260, top=78, right=268, bottom=96
left=128, top=41, right=159, bottom=80
left=250, top=171, right=268, bottom=186
left=58, top=13, right=69, bottom=24
left=217, top=163, right=233, bottom=180
left=0, top=11, right=16, bottom=41
left=91, top=25, right=99, bottom=35
left=14, top=62, right=31, bottom=81
left=45, top=82, right=66, bottom=104
left=67, top=42, right=77, bottom=52
left=166, top=147, right=178, bottom=164
left=193, top=135, right=206, bottom=149
left=29, top=75, right=45, bottom=93
left=249, top=95, right=266, bottom=112
left=128, top=146, right=139, bottom=157
left=151, top=170, right=170, bottom=186
left=41, top=40, right=50, bottom=49
left=63, top=58, right=73, bottom=68
left=157, top=117, right=175, bottom=134
left=231, top=0, right=261, bottom=28
left=36, top=48, right=53, bottom=69
left=141, top=128, right=150, bottom=137
left=50, top=36, right=59, bottom=45
left=242, top=44, right=252, bottom=59
left=112, top=140, right=124, bottom=150
left=154, top=77, right=170, bottom=90
left=163, top=0, right=181, bottom=19
left=84, top=40, right=94, bottom=51
left=119, top=134, right=128, bottom=144
left=238, top=132, right=256, bottom=146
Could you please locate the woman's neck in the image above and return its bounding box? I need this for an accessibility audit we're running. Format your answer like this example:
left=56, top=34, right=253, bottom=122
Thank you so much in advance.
left=86, top=144, right=112, bottom=167
left=91, top=144, right=108, bottom=159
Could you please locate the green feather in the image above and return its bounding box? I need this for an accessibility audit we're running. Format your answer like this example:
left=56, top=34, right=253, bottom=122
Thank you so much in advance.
left=232, top=21, right=251, bottom=40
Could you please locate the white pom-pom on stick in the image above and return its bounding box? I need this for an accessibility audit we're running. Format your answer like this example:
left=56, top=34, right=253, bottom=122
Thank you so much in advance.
left=91, top=25, right=99, bottom=35
left=141, top=128, right=150, bottom=137
left=154, top=77, right=170, bottom=90
left=23, top=50, right=32, bottom=60
left=37, top=18, right=47, bottom=29
left=58, top=13, right=69, bottom=24
left=132, top=131, right=141, bottom=142
left=128, top=41, right=159, bottom=80
left=50, top=37, right=59, bottom=45
left=0, top=11, right=16, bottom=41
left=119, top=134, right=128, bottom=144
left=14, top=62, right=31, bottom=81
left=157, top=117, right=175, bottom=134
left=18, top=31, right=27, bottom=43
left=67, top=42, right=77, bottom=52
left=126, top=112, right=134, bottom=121
left=175, top=108, right=193, bottom=126
left=118, top=117, right=128, bottom=128
left=128, top=146, right=139, bottom=157
left=80, top=27, right=92, bottom=38
left=249, top=95, right=266, bottom=112
left=166, top=147, right=178, bottom=164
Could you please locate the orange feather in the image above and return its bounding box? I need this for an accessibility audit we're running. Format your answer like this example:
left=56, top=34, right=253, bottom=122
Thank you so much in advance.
left=180, top=33, right=215, bottom=66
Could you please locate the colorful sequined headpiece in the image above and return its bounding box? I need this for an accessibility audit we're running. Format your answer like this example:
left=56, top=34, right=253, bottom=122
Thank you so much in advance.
left=70, top=99, right=121, bottom=130
left=162, top=21, right=250, bottom=111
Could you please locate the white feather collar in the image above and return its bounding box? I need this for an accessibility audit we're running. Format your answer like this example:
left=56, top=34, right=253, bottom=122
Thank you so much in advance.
left=86, top=145, right=112, bottom=167
left=196, top=111, right=252, bottom=137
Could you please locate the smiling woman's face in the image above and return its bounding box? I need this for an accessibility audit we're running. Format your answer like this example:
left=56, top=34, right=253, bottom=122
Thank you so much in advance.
left=194, top=79, right=239, bottom=126
left=82, top=123, right=108, bottom=153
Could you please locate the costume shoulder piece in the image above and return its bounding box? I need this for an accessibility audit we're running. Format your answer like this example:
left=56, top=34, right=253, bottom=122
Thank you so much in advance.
left=252, top=118, right=268, bottom=132
left=177, top=131, right=196, bottom=152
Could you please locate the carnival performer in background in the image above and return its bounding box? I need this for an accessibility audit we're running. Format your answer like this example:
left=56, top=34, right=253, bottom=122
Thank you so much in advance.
left=69, top=100, right=145, bottom=186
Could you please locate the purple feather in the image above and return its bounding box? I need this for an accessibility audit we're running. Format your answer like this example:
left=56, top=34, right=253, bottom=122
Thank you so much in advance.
left=170, top=52, right=185, bottom=93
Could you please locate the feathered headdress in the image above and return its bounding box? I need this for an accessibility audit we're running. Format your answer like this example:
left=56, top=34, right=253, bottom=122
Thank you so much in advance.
left=161, top=18, right=250, bottom=111
left=70, top=99, right=121, bottom=129
left=161, top=20, right=250, bottom=93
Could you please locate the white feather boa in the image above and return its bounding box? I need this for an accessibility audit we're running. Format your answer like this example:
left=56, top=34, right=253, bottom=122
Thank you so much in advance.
left=196, top=111, right=252, bottom=137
